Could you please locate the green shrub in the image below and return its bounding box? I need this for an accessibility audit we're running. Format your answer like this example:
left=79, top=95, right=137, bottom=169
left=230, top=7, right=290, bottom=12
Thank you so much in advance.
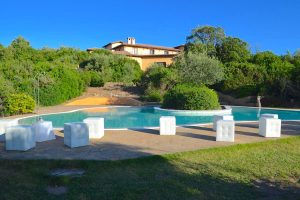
left=217, top=62, right=264, bottom=97
left=142, top=89, right=163, bottom=102
left=80, top=53, right=142, bottom=84
left=4, top=93, right=35, bottom=115
left=90, top=71, right=104, bottom=87
left=139, top=63, right=179, bottom=102
left=173, top=52, right=224, bottom=86
left=80, top=70, right=92, bottom=86
left=39, top=67, right=86, bottom=106
left=0, top=75, right=15, bottom=99
left=162, top=84, right=220, bottom=110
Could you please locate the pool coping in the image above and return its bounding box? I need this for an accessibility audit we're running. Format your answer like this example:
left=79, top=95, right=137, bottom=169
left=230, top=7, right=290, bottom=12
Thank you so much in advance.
left=154, top=106, right=232, bottom=116
left=15, top=105, right=300, bottom=131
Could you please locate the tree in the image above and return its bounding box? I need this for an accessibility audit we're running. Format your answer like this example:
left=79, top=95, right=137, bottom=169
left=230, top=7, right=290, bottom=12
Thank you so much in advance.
left=187, top=26, right=225, bottom=46
left=186, top=26, right=225, bottom=57
left=139, top=63, right=179, bottom=102
left=219, top=62, right=265, bottom=97
left=0, top=44, right=4, bottom=60
left=7, top=36, right=36, bottom=61
left=80, top=53, right=142, bottom=84
left=174, top=53, right=224, bottom=86
left=251, top=51, right=281, bottom=67
left=292, top=50, right=300, bottom=67
left=216, top=37, right=251, bottom=63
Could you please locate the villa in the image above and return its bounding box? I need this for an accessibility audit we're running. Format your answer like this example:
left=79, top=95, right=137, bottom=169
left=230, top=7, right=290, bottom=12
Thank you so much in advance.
left=87, top=37, right=184, bottom=70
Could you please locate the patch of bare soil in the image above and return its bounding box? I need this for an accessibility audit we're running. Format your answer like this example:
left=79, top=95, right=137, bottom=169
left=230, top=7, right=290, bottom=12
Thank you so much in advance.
left=82, top=82, right=142, bottom=98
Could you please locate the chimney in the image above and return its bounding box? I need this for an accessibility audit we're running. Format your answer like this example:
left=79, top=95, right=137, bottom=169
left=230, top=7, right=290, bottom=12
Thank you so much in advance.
left=127, top=37, right=136, bottom=45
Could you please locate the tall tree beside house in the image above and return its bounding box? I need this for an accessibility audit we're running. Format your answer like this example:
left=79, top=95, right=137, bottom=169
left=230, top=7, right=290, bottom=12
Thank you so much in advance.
left=186, top=26, right=225, bottom=56
left=173, top=52, right=224, bottom=86
left=216, top=37, right=251, bottom=63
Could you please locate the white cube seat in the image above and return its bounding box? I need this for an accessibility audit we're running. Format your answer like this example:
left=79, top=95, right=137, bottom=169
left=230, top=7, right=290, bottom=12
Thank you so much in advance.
left=32, top=121, right=56, bottom=142
left=216, top=120, right=235, bottom=142
left=259, top=117, right=281, bottom=137
left=160, top=116, right=176, bottom=135
left=5, top=125, right=36, bottom=151
left=213, top=115, right=234, bottom=131
left=0, top=119, right=19, bottom=134
left=261, top=114, right=278, bottom=119
left=83, top=118, right=104, bottom=139
left=64, top=123, right=89, bottom=148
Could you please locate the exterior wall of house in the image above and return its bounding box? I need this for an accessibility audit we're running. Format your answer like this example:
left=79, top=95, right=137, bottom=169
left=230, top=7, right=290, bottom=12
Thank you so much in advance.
left=102, top=41, right=180, bottom=71
left=129, top=56, right=143, bottom=67
left=134, top=56, right=174, bottom=71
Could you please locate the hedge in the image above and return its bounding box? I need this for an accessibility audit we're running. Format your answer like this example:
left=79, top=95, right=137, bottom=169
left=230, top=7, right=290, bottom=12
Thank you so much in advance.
left=4, top=93, right=35, bottom=115
left=162, top=84, right=220, bottom=110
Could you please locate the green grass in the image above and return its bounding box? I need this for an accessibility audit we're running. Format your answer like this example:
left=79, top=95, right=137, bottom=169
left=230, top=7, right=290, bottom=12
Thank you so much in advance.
left=1, top=137, right=300, bottom=200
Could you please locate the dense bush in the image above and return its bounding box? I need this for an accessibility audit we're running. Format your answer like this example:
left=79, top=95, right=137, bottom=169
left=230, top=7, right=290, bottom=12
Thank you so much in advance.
left=0, top=36, right=146, bottom=114
left=39, top=67, right=86, bottom=106
left=216, top=37, right=251, bottom=63
left=173, top=52, right=224, bottom=86
left=217, top=62, right=264, bottom=97
left=162, top=84, right=220, bottom=110
left=89, top=71, right=104, bottom=87
left=140, top=63, right=178, bottom=90
left=183, top=26, right=300, bottom=104
left=4, top=93, right=35, bottom=115
left=141, top=89, right=163, bottom=102
left=80, top=52, right=142, bottom=84
left=139, top=63, right=179, bottom=101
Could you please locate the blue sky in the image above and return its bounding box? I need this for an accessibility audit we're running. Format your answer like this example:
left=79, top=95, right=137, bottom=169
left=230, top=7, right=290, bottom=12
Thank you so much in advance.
left=0, top=0, right=299, bottom=55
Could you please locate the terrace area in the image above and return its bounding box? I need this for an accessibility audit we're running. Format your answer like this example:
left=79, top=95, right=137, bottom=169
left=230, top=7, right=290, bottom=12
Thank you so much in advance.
left=1, top=121, right=299, bottom=160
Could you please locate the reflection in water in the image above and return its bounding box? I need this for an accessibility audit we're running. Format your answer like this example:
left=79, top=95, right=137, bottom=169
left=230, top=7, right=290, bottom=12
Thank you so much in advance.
left=257, top=108, right=261, bottom=118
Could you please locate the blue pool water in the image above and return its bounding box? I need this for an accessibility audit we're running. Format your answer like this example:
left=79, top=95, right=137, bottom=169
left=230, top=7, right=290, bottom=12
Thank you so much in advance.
left=19, top=106, right=300, bottom=129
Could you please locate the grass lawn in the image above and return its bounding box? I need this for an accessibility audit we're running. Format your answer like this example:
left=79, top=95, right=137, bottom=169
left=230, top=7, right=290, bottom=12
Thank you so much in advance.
left=0, top=137, right=300, bottom=200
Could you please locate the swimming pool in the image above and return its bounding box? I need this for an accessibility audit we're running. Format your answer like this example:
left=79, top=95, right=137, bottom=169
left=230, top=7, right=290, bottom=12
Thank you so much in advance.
left=18, top=106, right=300, bottom=129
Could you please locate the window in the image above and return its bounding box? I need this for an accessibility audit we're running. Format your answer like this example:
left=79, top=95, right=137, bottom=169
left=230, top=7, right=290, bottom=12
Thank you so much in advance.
left=150, top=49, right=155, bottom=55
left=164, top=50, right=169, bottom=55
left=133, top=48, right=138, bottom=55
left=155, top=62, right=167, bottom=67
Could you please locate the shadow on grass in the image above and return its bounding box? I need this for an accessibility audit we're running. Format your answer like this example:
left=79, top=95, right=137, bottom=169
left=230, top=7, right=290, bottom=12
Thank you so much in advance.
left=1, top=155, right=294, bottom=200
left=253, top=179, right=300, bottom=200
left=0, top=138, right=300, bottom=200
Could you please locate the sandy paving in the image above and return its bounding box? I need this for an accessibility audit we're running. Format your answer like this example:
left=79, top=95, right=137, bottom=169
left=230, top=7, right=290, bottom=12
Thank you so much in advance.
left=0, top=121, right=299, bottom=160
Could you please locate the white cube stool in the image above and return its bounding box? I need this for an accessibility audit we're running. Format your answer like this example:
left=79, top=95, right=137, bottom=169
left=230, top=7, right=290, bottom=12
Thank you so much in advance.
left=64, top=123, right=89, bottom=148
left=216, top=120, right=235, bottom=142
left=0, top=119, right=19, bottom=134
left=213, top=115, right=234, bottom=131
left=32, top=121, right=56, bottom=142
left=259, top=117, right=281, bottom=137
left=160, top=116, right=176, bottom=135
left=260, top=114, right=278, bottom=119
left=0, top=119, right=19, bottom=142
left=5, top=125, right=36, bottom=151
left=83, top=118, right=104, bottom=139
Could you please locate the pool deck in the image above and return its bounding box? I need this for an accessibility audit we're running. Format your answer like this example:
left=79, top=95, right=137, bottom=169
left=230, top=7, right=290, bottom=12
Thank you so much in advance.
left=1, top=121, right=299, bottom=160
